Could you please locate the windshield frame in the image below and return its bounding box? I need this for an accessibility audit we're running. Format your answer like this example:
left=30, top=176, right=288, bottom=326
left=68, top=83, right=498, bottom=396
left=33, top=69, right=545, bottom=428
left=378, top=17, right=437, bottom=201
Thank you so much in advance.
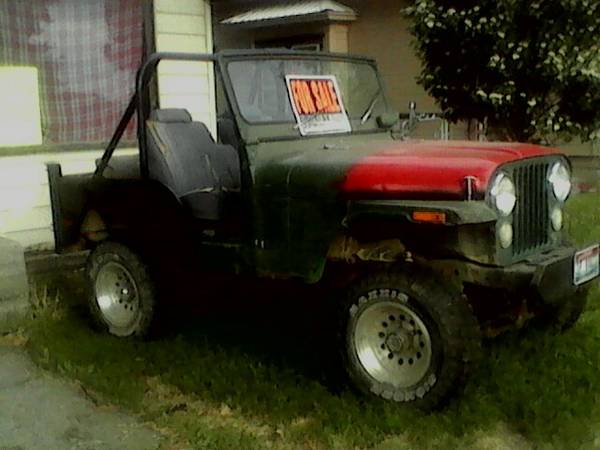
left=216, top=50, right=393, bottom=143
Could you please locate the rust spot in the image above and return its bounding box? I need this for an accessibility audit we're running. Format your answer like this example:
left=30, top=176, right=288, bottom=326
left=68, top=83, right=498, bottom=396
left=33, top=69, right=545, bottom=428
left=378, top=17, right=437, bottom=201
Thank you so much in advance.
left=327, top=235, right=407, bottom=263
left=81, top=209, right=108, bottom=242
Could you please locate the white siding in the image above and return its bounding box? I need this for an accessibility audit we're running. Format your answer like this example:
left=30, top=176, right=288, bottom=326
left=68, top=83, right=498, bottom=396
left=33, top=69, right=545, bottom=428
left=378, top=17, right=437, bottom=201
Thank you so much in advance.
left=0, top=149, right=136, bottom=250
left=154, top=0, right=216, bottom=137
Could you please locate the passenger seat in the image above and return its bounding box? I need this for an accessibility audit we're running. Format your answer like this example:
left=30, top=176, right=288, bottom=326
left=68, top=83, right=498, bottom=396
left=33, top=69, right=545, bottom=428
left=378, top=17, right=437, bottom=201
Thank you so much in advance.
left=146, top=108, right=241, bottom=220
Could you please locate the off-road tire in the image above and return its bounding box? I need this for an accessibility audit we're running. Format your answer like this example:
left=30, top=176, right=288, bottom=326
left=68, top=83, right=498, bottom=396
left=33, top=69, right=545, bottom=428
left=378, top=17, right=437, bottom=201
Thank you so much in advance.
left=87, top=241, right=156, bottom=338
left=339, top=267, right=481, bottom=410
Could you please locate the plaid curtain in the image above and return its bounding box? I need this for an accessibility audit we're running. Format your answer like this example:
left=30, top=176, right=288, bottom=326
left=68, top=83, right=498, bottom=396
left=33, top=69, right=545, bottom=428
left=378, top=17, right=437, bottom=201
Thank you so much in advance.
left=0, top=0, right=143, bottom=145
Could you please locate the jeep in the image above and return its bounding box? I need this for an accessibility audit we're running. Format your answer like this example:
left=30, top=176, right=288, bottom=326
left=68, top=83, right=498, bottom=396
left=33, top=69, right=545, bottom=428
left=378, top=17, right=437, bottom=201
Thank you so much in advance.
left=47, top=50, right=599, bottom=409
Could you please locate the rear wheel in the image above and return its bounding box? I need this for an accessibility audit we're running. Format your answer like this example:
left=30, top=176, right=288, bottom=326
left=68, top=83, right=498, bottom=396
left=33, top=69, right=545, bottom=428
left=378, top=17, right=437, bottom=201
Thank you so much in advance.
left=87, top=241, right=156, bottom=337
left=340, top=268, right=480, bottom=409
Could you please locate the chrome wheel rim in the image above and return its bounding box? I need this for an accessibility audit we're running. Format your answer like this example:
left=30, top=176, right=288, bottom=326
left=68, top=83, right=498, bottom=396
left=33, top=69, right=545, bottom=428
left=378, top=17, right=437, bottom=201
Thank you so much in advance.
left=353, top=297, right=433, bottom=387
left=95, top=262, right=140, bottom=331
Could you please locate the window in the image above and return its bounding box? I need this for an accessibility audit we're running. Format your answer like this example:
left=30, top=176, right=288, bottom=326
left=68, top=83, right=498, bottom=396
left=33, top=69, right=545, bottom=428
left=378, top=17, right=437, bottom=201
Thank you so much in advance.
left=0, top=0, right=143, bottom=149
left=291, top=43, right=321, bottom=51
left=255, top=35, right=323, bottom=51
left=0, top=67, right=42, bottom=146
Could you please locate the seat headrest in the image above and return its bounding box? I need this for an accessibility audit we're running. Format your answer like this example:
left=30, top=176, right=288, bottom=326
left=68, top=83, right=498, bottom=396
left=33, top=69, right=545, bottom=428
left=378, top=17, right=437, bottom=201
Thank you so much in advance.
left=150, top=108, right=192, bottom=123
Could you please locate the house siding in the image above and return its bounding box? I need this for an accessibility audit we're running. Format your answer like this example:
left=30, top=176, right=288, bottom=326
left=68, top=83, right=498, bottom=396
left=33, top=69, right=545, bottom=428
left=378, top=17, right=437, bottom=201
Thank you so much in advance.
left=344, top=0, right=435, bottom=114
left=324, top=23, right=349, bottom=53
left=154, top=0, right=216, bottom=137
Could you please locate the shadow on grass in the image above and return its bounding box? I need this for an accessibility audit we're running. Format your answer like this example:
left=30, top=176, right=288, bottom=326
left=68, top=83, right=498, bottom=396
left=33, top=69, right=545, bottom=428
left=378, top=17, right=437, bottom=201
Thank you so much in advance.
left=26, top=268, right=600, bottom=449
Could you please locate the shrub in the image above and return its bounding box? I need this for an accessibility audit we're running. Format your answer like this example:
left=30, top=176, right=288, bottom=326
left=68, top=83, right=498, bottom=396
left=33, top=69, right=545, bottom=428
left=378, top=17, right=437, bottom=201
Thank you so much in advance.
left=406, top=0, right=600, bottom=144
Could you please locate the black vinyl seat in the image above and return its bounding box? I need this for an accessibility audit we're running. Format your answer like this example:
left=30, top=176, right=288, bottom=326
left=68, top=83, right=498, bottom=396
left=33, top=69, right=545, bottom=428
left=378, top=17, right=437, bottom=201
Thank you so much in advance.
left=146, top=108, right=241, bottom=220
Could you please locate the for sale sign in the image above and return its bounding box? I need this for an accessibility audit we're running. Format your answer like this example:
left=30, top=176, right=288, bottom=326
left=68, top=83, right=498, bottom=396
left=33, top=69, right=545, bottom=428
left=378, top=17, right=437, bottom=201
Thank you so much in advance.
left=285, top=75, right=351, bottom=136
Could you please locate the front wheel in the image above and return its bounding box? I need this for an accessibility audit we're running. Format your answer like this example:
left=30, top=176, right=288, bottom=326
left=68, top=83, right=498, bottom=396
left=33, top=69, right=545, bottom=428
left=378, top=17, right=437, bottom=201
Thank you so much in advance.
left=340, top=268, right=481, bottom=410
left=87, top=241, right=156, bottom=337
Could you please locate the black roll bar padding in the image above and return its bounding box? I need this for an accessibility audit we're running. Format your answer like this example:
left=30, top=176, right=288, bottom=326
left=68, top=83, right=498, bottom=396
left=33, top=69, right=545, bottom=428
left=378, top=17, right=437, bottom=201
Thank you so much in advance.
left=46, top=163, right=65, bottom=251
left=94, top=52, right=217, bottom=179
left=94, top=93, right=137, bottom=177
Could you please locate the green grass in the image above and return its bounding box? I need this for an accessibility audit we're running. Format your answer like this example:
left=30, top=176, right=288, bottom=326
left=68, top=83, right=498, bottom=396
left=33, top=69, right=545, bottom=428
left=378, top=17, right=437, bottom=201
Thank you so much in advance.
left=23, top=193, right=600, bottom=450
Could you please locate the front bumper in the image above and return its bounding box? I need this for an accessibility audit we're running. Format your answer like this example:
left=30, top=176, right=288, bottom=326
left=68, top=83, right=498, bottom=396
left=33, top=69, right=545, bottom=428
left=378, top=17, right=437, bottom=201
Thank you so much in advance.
left=432, top=245, right=598, bottom=306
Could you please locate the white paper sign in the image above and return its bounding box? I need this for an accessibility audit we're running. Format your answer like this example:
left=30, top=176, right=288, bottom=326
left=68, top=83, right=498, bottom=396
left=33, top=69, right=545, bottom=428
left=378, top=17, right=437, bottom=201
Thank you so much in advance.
left=285, top=75, right=351, bottom=136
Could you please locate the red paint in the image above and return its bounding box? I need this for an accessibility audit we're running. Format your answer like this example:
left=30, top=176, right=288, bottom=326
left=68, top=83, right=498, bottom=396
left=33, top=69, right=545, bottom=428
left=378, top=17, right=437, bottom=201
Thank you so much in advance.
left=340, top=140, right=560, bottom=199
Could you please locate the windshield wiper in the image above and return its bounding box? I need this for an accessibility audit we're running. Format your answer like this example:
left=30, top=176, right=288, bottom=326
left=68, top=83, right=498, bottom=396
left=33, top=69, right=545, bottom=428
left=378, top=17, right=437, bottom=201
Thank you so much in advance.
left=360, top=89, right=381, bottom=124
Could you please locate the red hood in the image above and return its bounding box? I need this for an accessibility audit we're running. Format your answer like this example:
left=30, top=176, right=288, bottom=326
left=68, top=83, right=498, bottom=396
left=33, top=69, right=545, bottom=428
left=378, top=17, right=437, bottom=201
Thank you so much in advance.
left=339, top=140, right=561, bottom=199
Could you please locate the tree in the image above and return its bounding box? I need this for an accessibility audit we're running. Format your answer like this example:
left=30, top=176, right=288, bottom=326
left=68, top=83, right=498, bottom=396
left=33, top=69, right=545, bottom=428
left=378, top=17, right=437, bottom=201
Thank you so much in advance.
left=406, top=0, right=599, bottom=144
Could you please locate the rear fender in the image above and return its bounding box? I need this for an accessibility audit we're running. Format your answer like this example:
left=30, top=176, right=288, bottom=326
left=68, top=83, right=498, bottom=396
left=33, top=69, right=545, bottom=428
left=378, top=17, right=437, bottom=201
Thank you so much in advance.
left=47, top=163, right=90, bottom=253
left=47, top=163, right=184, bottom=253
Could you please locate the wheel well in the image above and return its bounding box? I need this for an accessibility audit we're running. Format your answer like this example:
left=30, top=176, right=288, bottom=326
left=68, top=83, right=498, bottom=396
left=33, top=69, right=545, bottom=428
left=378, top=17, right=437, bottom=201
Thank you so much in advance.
left=77, top=181, right=188, bottom=252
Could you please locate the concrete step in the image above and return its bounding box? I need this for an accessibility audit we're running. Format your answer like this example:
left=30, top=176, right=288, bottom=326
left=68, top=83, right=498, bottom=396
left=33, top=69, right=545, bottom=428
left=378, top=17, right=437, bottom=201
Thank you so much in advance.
left=0, top=237, right=29, bottom=330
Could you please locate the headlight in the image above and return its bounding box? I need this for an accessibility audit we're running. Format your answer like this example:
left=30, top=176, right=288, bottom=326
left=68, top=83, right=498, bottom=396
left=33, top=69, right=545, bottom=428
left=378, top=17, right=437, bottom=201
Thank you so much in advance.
left=548, top=161, right=571, bottom=202
left=551, top=206, right=563, bottom=231
left=498, top=222, right=513, bottom=248
left=490, top=172, right=516, bottom=216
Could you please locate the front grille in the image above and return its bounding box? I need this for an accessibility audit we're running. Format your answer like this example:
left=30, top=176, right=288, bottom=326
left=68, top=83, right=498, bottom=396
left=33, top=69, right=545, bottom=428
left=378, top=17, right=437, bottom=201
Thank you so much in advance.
left=512, top=161, right=551, bottom=256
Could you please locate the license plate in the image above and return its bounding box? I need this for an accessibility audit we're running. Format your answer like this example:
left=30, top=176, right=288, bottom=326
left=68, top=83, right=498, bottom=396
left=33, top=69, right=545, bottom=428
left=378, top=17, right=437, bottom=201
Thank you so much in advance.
left=574, top=244, right=600, bottom=286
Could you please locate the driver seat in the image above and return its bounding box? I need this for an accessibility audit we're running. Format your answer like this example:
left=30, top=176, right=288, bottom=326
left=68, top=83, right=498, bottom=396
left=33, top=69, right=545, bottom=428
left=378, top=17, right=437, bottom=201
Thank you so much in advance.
left=146, top=108, right=241, bottom=221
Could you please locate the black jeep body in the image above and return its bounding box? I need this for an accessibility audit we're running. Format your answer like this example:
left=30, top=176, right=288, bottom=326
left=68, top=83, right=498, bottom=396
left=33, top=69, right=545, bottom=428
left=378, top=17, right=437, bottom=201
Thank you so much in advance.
left=47, top=51, right=598, bottom=409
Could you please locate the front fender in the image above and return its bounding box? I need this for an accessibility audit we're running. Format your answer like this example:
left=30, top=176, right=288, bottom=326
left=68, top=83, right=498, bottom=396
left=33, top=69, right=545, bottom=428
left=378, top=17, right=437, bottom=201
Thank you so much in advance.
left=347, top=200, right=497, bottom=226
left=342, top=199, right=500, bottom=267
left=272, top=199, right=498, bottom=284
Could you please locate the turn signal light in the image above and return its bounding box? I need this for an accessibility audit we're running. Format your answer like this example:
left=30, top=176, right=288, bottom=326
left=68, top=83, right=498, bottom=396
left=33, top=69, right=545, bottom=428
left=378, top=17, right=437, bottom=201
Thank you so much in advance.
left=411, top=211, right=447, bottom=224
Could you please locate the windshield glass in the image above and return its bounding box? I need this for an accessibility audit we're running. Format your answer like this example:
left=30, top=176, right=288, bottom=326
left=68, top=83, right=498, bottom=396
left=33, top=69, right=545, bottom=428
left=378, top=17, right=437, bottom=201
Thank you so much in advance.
left=227, top=58, right=386, bottom=128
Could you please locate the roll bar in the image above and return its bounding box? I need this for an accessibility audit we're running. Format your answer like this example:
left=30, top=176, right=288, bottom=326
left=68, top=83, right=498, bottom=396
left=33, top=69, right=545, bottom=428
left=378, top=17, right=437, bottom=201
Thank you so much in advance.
left=94, top=52, right=217, bottom=178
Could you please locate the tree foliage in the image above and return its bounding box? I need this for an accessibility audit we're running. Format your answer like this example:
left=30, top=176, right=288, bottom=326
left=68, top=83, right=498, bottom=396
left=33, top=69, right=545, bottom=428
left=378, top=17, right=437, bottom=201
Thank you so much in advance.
left=406, top=0, right=600, bottom=143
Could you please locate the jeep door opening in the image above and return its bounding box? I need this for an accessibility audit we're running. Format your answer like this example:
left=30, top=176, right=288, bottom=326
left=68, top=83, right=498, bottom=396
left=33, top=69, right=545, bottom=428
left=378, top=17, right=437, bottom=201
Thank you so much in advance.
left=47, top=50, right=599, bottom=409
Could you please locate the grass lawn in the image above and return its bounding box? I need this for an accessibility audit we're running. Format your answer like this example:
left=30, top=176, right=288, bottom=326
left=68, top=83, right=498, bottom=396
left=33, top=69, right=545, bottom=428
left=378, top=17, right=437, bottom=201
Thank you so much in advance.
left=20, top=193, right=600, bottom=450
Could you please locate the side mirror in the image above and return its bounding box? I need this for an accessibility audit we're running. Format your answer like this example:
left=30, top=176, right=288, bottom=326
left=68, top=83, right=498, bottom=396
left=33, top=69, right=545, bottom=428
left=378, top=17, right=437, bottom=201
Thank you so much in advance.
left=394, top=101, right=419, bottom=140
left=377, top=112, right=400, bottom=129
left=408, top=101, right=417, bottom=122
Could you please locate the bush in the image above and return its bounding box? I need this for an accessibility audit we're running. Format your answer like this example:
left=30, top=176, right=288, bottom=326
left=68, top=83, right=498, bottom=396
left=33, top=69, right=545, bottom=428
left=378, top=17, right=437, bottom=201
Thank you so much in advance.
left=406, top=0, right=600, bottom=144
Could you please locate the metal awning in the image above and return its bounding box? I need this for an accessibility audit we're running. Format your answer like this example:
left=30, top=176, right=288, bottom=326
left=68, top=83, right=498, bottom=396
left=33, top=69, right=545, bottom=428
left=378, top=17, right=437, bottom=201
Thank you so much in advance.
left=221, top=1, right=357, bottom=27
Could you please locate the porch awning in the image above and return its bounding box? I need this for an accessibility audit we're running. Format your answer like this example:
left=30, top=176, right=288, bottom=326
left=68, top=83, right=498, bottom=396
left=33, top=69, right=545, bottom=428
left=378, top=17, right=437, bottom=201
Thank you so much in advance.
left=221, top=1, right=357, bottom=27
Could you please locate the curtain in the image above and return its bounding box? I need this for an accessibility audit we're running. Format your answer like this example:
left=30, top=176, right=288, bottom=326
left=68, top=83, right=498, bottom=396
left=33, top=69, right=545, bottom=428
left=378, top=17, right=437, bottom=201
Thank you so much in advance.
left=0, top=0, right=143, bottom=145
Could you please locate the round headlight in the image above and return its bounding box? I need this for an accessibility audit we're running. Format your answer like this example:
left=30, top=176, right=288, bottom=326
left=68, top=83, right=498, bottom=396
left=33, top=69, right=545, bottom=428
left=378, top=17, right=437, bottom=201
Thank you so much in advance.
left=490, top=173, right=516, bottom=216
left=548, top=162, right=571, bottom=202
left=551, top=206, right=563, bottom=231
left=498, top=222, right=513, bottom=248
